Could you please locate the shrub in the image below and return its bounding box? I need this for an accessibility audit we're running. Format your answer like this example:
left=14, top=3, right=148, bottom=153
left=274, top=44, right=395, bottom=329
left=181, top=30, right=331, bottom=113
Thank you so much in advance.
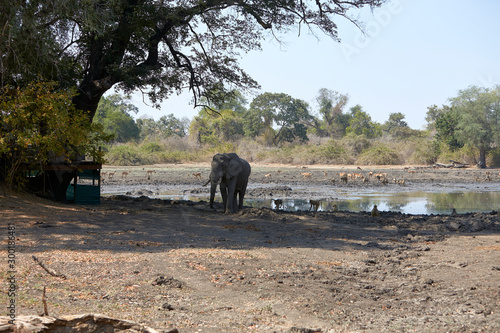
left=408, top=140, right=439, bottom=165
left=140, top=141, right=164, bottom=153
left=436, top=144, right=477, bottom=165
left=340, top=133, right=371, bottom=155
left=106, top=145, right=142, bottom=165
left=356, top=145, right=401, bottom=165
left=487, top=148, right=500, bottom=167
left=318, top=140, right=353, bottom=164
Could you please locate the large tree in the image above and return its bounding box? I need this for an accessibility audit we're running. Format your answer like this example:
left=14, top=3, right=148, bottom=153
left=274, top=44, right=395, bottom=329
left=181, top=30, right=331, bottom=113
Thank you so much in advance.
left=2, top=0, right=387, bottom=121
left=449, top=85, right=500, bottom=168
left=249, top=92, right=312, bottom=144
left=314, top=88, right=350, bottom=137
left=1, top=0, right=386, bottom=199
left=94, top=94, right=141, bottom=142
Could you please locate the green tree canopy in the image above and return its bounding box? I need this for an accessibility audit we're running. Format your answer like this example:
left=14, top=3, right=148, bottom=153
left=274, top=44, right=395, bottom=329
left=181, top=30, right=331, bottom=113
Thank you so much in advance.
left=0, top=81, right=110, bottom=187
left=249, top=92, right=312, bottom=144
left=383, top=112, right=408, bottom=131
left=314, top=88, right=350, bottom=138
left=1, top=0, right=388, bottom=122
left=137, top=114, right=188, bottom=141
left=434, top=107, right=463, bottom=150
left=190, top=108, right=245, bottom=145
left=346, top=105, right=381, bottom=138
left=94, top=94, right=140, bottom=143
left=449, top=85, right=500, bottom=167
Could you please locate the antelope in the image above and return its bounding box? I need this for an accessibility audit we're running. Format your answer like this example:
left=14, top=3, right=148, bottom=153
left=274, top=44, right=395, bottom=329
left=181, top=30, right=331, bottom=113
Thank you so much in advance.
left=264, top=173, right=272, bottom=179
left=301, top=172, right=312, bottom=179
left=108, top=172, right=115, bottom=180
left=309, top=199, right=320, bottom=212
left=353, top=173, right=363, bottom=180
left=339, top=172, right=348, bottom=184
left=273, top=199, right=283, bottom=210
left=146, top=170, right=156, bottom=180
left=193, top=172, right=202, bottom=180
left=121, top=171, right=129, bottom=179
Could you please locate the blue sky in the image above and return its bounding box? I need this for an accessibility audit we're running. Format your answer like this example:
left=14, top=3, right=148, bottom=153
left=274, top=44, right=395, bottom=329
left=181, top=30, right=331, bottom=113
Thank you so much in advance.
left=127, top=0, right=500, bottom=130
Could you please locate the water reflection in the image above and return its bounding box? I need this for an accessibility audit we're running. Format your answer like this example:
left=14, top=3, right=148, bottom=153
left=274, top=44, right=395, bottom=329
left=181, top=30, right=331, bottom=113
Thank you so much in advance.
left=155, top=191, right=500, bottom=215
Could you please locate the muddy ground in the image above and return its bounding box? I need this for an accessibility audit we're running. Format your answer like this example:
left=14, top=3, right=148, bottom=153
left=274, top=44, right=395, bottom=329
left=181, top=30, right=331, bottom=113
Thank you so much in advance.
left=1, top=163, right=499, bottom=332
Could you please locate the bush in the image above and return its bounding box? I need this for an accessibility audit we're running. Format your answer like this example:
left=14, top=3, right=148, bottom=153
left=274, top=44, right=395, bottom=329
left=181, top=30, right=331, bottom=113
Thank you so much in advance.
left=436, top=143, right=477, bottom=165
left=140, top=142, right=164, bottom=153
left=408, top=140, right=439, bottom=165
left=318, top=140, right=353, bottom=164
left=356, top=145, right=401, bottom=165
left=106, top=145, right=142, bottom=165
left=340, top=133, right=371, bottom=155
left=487, top=148, right=500, bottom=167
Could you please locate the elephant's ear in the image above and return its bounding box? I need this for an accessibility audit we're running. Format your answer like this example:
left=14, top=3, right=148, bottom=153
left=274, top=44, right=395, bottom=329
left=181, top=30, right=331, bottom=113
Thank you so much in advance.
left=227, top=157, right=243, bottom=177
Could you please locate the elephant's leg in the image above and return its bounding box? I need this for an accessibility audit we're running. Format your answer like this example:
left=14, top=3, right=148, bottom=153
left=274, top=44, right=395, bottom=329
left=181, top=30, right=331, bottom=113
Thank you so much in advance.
left=238, top=184, right=247, bottom=210
left=226, top=179, right=237, bottom=213
left=220, top=184, right=228, bottom=212
left=233, top=191, right=239, bottom=213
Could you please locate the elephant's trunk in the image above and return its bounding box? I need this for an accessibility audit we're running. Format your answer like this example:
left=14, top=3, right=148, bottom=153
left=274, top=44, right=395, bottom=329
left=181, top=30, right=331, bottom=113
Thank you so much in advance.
left=209, top=171, right=220, bottom=209
left=210, top=181, right=217, bottom=209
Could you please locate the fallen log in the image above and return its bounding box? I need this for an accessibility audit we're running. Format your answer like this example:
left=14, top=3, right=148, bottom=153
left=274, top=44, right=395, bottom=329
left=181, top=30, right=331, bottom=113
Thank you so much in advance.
left=0, top=314, right=164, bottom=333
left=434, top=161, right=469, bottom=168
left=434, top=163, right=454, bottom=168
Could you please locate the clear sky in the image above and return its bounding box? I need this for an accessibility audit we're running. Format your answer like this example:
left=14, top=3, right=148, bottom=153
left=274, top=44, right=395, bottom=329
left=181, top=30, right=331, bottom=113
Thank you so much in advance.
left=127, top=0, right=500, bottom=130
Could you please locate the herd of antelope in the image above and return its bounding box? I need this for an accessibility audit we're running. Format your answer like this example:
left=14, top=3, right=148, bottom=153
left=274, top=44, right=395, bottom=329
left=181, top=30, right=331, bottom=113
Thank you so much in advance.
left=100, top=169, right=158, bottom=182
left=261, top=168, right=500, bottom=186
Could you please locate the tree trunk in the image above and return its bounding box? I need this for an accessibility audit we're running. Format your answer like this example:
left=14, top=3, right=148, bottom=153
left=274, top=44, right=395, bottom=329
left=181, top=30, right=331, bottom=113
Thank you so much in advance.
left=45, top=170, right=75, bottom=202
left=478, top=147, right=487, bottom=168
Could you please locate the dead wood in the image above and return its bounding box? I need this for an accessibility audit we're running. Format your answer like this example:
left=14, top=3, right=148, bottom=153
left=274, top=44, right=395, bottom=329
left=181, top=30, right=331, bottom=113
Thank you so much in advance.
left=32, top=256, right=66, bottom=279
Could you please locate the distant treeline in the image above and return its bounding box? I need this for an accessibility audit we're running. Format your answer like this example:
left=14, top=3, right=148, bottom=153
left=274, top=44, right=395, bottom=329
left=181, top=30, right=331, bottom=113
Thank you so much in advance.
left=95, top=86, right=500, bottom=167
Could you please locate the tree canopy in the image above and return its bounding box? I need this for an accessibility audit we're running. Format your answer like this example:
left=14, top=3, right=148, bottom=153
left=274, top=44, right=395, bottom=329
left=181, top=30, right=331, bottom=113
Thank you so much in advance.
left=94, top=94, right=141, bottom=142
left=314, top=88, right=350, bottom=137
left=1, top=0, right=387, bottom=121
left=0, top=81, right=110, bottom=187
left=449, top=85, right=500, bottom=167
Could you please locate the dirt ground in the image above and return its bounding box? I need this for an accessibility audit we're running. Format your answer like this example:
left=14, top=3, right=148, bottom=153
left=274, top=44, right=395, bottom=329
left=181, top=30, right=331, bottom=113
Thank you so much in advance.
left=1, top=163, right=499, bottom=332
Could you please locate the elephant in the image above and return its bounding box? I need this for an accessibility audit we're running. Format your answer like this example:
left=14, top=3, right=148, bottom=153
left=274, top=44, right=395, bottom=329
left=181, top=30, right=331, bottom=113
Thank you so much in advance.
left=209, top=153, right=251, bottom=214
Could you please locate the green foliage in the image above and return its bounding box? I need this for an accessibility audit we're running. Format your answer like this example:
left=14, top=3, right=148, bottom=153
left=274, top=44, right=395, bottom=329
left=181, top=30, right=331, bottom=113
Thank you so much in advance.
left=345, top=105, right=382, bottom=139
left=487, top=148, right=500, bottom=167
left=434, top=106, right=462, bottom=150
left=319, top=140, right=353, bottom=164
left=0, top=81, right=111, bottom=186
left=140, top=142, right=164, bottom=154
left=138, top=114, right=188, bottom=141
left=190, top=109, right=245, bottom=145
left=340, top=133, right=372, bottom=155
left=94, top=94, right=140, bottom=142
left=408, top=140, right=439, bottom=165
left=2, top=0, right=386, bottom=123
left=446, top=85, right=500, bottom=167
left=356, top=145, right=401, bottom=165
left=105, top=140, right=199, bottom=165
left=383, top=112, right=417, bottom=139
left=250, top=92, right=312, bottom=144
left=314, top=89, right=350, bottom=138
left=106, top=145, right=142, bottom=166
